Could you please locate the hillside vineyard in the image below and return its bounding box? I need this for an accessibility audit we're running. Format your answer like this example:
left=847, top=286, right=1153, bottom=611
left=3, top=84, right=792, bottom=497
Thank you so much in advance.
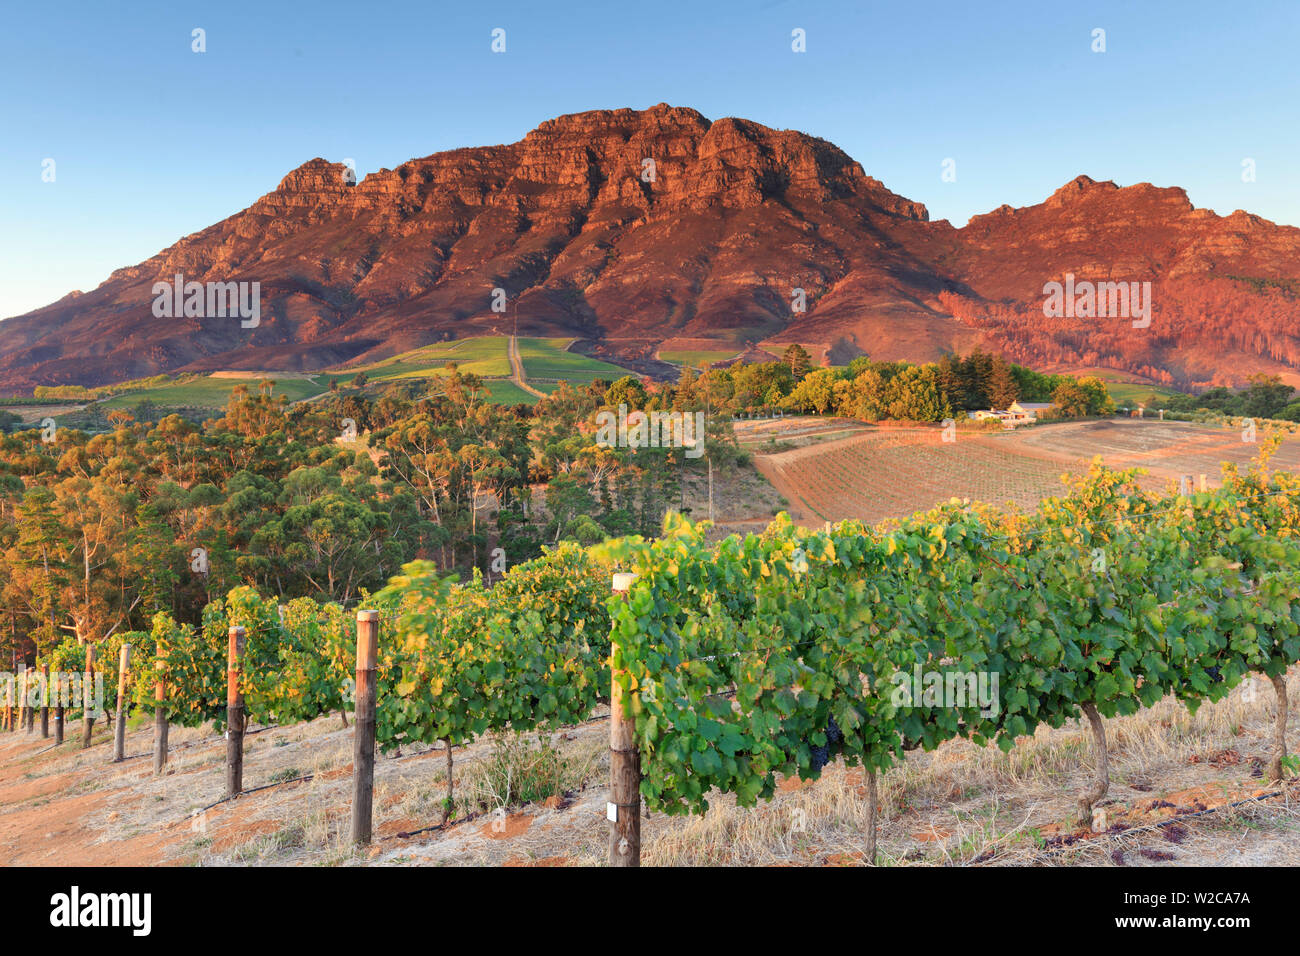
left=20, top=458, right=1297, bottom=864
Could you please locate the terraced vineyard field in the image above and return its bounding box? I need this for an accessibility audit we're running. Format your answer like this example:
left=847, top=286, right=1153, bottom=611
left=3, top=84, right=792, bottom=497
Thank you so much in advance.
left=347, top=338, right=512, bottom=381
left=751, top=418, right=1300, bottom=526
left=335, top=337, right=631, bottom=403
left=1058, top=367, right=1181, bottom=408
left=99, top=375, right=333, bottom=411
left=516, top=337, right=631, bottom=385
left=657, top=348, right=740, bottom=367
left=482, top=380, right=542, bottom=405
left=755, top=429, right=1072, bottom=524
left=1012, top=420, right=1300, bottom=481
left=733, top=415, right=873, bottom=450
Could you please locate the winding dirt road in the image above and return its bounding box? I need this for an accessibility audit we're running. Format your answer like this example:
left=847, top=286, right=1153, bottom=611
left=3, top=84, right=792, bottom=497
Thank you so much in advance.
left=508, top=335, right=548, bottom=399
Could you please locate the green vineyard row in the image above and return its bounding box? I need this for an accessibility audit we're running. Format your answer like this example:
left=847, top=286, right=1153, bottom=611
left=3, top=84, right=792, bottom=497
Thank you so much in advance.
left=31, top=456, right=1300, bottom=829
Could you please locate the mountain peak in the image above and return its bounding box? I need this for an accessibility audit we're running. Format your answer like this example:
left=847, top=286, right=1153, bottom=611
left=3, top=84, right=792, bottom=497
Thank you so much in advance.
left=530, top=104, right=711, bottom=138
left=274, top=158, right=353, bottom=193
left=1, top=108, right=1297, bottom=393
left=1044, top=174, right=1118, bottom=208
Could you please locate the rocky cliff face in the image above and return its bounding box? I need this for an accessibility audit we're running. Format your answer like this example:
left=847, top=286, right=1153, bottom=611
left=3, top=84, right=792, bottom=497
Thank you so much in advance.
left=3, top=105, right=1299, bottom=390
left=959, top=175, right=1300, bottom=292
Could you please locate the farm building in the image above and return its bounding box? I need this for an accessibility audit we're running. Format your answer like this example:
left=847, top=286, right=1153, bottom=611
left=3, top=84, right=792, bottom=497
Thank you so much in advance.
left=1007, top=401, right=1053, bottom=422
left=968, top=402, right=1053, bottom=427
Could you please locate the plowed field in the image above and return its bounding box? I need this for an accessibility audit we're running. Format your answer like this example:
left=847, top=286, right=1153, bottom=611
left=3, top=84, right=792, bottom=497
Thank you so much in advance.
left=752, top=419, right=1300, bottom=525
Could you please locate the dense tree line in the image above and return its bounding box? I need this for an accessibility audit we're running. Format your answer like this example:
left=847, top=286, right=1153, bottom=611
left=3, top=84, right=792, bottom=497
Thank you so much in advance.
left=765, top=345, right=1111, bottom=421
left=1163, top=373, right=1300, bottom=422
left=0, top=368, right=740, bottom=669
left=0, top=344, right=1124, bottom=669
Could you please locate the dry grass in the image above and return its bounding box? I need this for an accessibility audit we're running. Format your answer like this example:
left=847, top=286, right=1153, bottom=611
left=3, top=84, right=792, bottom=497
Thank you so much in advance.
left=1, top=667, right=1295, bottom=867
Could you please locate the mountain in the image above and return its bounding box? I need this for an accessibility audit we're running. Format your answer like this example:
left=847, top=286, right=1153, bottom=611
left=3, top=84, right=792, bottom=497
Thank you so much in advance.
left=4, top=104, right=1299, bottom=392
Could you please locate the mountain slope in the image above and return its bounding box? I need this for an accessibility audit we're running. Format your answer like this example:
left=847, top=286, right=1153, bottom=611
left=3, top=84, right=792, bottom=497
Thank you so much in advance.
left=4, top=105, right=1299, bottom=391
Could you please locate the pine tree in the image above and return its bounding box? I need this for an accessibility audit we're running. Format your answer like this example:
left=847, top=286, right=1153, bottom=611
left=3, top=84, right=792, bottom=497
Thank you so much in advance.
left=783, top=343, right=813, bottom=379
left=988, top=356, right=1020, bottom=409
left=9, top=487, right=69, bottom=655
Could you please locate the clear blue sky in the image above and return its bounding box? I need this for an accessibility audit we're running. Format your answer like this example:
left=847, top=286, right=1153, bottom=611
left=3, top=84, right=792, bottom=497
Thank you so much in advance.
left=2, top=0, right=1297, bottom=319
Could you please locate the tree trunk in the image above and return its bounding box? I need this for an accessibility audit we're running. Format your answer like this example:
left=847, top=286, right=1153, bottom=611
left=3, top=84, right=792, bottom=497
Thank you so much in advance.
left=1077, top=702, right=1109, bottom=825
left=441, top=740, right=454, bottom=826
left=1269, top=673, right=1289, bottom=784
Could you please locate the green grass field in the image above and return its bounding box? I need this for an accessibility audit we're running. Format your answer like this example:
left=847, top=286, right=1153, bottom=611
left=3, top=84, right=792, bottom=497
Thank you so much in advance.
left=657, top=349, right=739, bottom=367
left=1065, top=368, right=1183, bottom=408
left=99, top=376, right=330, bottom=411
left=483, top=380, right=541, bottom=405
left=333, top=336, right=631, bottom=404
left=1104, top=382, right=1181, bottom=408
left=348, top=338, right=512, bottom=381
left=517, top=338, right=630, bottom=383
left=88, top=337, right=630, bottom=414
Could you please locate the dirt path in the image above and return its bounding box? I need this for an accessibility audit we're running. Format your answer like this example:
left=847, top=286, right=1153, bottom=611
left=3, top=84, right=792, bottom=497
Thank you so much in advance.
left=508, top=335, right=548, bottom=399
left=752, top=451, right=819, bottom=522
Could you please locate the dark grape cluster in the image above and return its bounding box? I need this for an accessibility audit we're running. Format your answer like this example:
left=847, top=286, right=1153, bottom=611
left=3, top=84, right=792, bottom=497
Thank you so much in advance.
left=808, top=715, right=843, bottom=773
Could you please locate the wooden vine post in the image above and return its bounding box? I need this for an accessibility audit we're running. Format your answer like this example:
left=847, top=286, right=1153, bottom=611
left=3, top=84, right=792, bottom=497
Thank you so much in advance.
left=113, top=643, right=132, bottom=762
left=21, top=667, right=33, bottom=733
left=153, top=663, right=168, bottom=775
left=13, top=668, right=23, bottom=732
left=81, top=644, right=97, bottom=749
left=351, top=610, right=380, bottom=846
left=27, top=668, right=37, bottom=732
left=608, top=572, right=641, bottom=867
left=1269, top=673, right=1289, bottom=783
left=226, top=625, right=246, bottom=798
left=53, top=669, right=64, bottom=745
left=39, top=664, right=49, bottom=738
